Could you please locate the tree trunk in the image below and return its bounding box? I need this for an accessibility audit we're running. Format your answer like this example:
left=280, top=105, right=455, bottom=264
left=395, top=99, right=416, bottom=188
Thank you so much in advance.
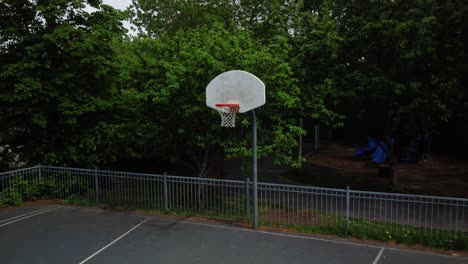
left=388, top=139, right=399, bottom=188
left=197, top=148, right=209, bottom=210
left=314, top=122, right=319, bottom=152
left=298, top=116, right=303, bottom=168
left=390, top=159, right=399, bottom=187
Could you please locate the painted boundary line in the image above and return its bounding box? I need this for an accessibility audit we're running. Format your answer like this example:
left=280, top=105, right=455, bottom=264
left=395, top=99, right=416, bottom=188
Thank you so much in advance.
left=0, top=207, right=60, bottom=227
left=0, top=207, right=56, bottom=224
left=176, top=219, right=383, bottom=249
left=78, top=218, right=149, bottom=264
left=150, top=217, right=463, bottom=259
left=42, top=205, right=464, bottom=260
left=372, top=248, right=384, bottom=264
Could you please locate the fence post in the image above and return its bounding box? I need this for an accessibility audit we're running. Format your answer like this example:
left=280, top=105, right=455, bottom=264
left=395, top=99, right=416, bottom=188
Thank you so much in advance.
left=38, top=164, right=42, bottom=180
left=95, top=169, right=99, bottom=204
left=246, top=178, right=251, bottom=223
left=197, top=179, right=202, bottom=210
left=163, top=172, right=168, bottom=211
left=346, top=186, right=350, bottom=232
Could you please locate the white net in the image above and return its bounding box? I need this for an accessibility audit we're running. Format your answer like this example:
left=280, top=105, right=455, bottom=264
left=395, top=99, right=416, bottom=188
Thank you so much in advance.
left=216, top=105, right=240, bottom=127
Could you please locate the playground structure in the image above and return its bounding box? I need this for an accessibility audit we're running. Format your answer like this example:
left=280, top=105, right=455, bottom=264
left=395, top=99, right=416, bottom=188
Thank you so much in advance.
left=355, top=135, right=432, bottom=165
left=355, top=137, right=389, bottom=164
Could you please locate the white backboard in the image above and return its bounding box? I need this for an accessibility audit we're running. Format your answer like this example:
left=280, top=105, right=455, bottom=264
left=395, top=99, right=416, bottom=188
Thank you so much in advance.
left=206, top=70, right=265, bottom=113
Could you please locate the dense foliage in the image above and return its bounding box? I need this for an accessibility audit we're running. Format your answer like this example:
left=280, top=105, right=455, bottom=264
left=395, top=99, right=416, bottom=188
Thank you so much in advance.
left=0, top=0, right=126, bottom=168
left=1, top=0, right=467, bottom=182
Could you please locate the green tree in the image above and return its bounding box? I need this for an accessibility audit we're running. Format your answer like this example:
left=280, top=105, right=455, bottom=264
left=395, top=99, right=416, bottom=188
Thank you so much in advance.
left=114, top=24, right=301, bottom=176
left=286, top=0, right=347, bottom=165
left=293, top=1, right=346, bottom=126
left=0, top=0, right=127, bottom=167
left=330, top=0, right=468, bottom=187
left=130, top=0, right=238, bottom=37
left=131, top=0, right=298, bottom=41
left=130, top=0, right=344, bottom=168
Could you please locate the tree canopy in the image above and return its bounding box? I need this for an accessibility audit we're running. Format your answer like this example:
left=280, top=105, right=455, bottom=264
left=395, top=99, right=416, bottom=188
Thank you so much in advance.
left=112, top=24, right=301, bottom=176
left=0, top=0, right=126, bottom=167
left=1, top=0, right=467, bottom=180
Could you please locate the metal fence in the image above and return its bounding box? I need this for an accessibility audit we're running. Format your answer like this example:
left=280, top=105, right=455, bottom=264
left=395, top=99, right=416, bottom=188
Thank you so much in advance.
left=0, top=166, right=42, bottom=192
left=1, top=166, right=467, bottom=241
left=257, top=183, right=468, bottom=240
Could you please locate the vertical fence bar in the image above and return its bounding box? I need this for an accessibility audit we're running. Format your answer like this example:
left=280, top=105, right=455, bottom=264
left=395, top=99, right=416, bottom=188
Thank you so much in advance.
left=346, top=186, right=350, bottom=232
left=163, top=172, right=168, bottom=210
left=94, top=169, right=99, bottom=204
left=246, top=178, right=251, bottom=223
left=38, top=165, right=42, bottom=180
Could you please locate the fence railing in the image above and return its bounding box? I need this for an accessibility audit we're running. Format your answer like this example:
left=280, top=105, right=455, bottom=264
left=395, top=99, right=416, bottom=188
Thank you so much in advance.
left=1, top=165, right=467, bottom=243
left=0, top=166, right=42, bottom=192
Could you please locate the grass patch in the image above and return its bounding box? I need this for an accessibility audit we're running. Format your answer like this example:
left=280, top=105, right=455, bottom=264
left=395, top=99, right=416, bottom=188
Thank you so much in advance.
left=261, top=215, right=468, bottom=251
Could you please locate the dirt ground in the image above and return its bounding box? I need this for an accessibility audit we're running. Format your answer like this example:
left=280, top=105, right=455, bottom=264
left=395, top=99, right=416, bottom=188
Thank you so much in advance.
left=125, top=142, right=467, bottom=198
left=300, top=143, right=468, bottom=198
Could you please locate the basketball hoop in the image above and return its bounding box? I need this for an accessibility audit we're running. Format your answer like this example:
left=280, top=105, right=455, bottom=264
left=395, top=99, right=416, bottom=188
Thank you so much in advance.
left=207, top=71, right=265, bottom=229
left=206, top=70, right=265, bottom=127
left=215, top=104, right=240, bottom=127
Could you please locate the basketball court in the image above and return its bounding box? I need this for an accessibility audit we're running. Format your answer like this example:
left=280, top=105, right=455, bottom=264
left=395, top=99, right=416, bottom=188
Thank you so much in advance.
left=0, top=203, right=465, bottom=264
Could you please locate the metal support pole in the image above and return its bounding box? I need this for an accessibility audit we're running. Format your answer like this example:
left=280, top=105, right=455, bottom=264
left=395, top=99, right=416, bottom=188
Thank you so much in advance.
left=38, top=164, right=42, bottom=180
left=252, top=110, right=258, bottom=229
left=163, top=172, right=168, bottom=210
left=246, top=178, right=251, bottom=223
left=346, top=186, right=350, bottom=232
left=94, top=169, right=99, bottom=204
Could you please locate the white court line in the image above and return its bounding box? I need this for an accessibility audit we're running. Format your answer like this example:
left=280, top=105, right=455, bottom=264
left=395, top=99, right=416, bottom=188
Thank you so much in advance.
left=78, top=218, right=149, bottom=264
left=0, top=207, right=56, bottom=224
left=153, top=217, right=462, bottom=259
left=372, top=248, right=384, bottom=264
left=0, top=207, right=60, bottom=227
left=58, top=205, right=463, bottom=260
left=176, top=219, right=382, bottom=249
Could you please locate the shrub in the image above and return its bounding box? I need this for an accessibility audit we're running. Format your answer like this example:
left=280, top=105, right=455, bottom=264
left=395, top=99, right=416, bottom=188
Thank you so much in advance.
left=0, top=177, right=57, bottom=207
left=1, top=191, right=23, bottom=206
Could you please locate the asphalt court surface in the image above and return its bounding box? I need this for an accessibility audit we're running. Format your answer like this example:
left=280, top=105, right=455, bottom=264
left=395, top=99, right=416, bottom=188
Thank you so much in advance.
left=0, top=204, right=466, bottom=264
